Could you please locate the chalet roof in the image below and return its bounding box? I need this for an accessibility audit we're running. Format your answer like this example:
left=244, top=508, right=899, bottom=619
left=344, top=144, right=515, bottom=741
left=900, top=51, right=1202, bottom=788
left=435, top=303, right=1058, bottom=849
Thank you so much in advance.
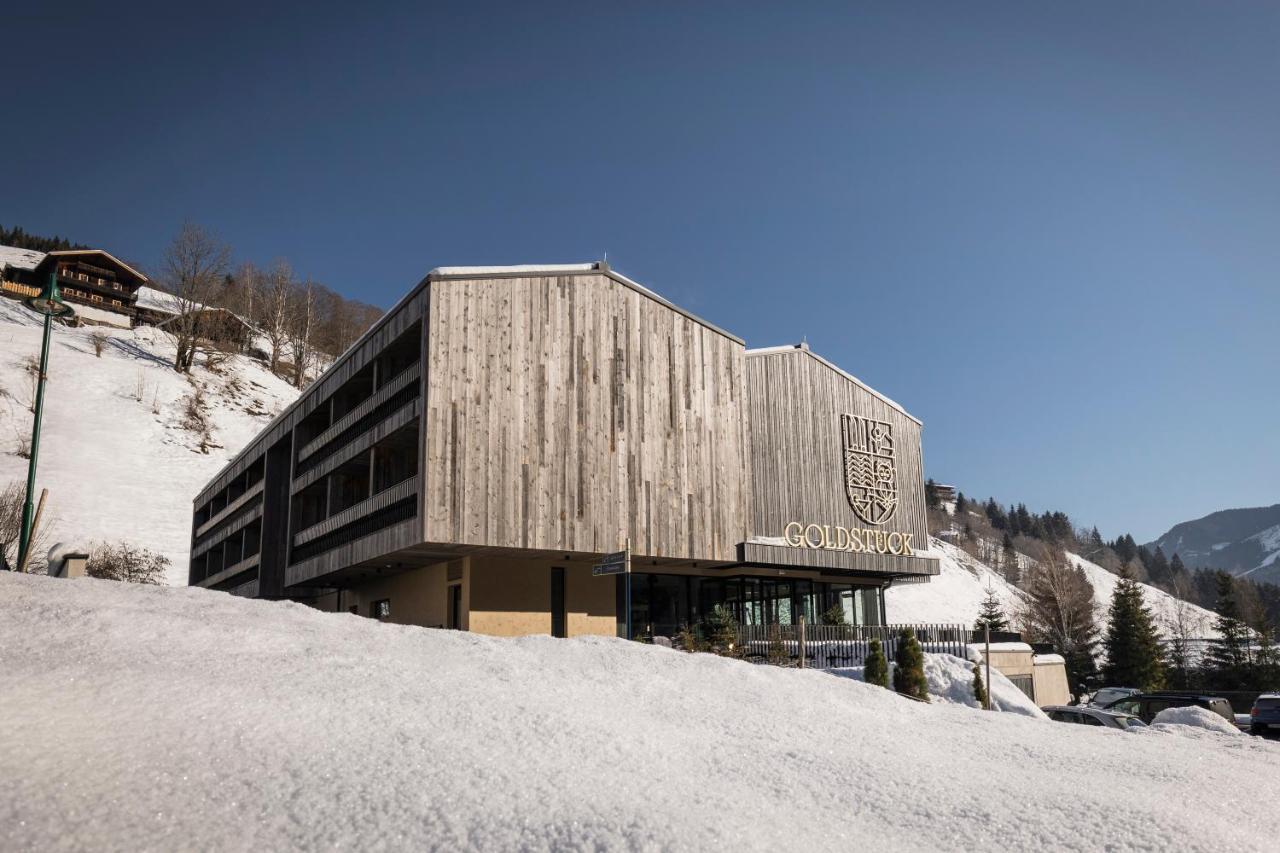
left=0, top=244, right=47, bottom=272
left=135, top=285, right=254, bottom=330
left=39, top=249, right=148, bottom=284
left=745, top=342, right=922, bottom=425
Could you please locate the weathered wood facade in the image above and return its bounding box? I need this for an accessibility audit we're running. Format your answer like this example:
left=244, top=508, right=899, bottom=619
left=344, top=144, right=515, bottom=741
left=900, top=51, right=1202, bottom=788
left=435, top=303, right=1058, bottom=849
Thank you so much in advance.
left=189, top=262, right=938, bottom=636
left=423, top=273, right=751, bottom=561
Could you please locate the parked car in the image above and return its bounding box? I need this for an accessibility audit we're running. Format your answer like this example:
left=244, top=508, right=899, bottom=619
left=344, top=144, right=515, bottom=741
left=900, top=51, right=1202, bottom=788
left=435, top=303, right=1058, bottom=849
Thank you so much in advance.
left=1045, top=705, right=1147, bottom=730
left=1102, top=692, right=1234, bottom=725
left=1088, top=687, right=1140, bottom=708
left=1250, top=694, right=1280, bottom=736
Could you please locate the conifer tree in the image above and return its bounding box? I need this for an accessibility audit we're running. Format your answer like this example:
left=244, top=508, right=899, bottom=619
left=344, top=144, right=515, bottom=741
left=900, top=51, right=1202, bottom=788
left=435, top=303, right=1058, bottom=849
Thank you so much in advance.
left=702, top=604, right=738, bottom=653
left=864, top=638, right=889, bottom=688
left=821, top=603, right=848, bottom=626
left=974, top=587, right=1009, bottom=634
left=1001, top=533, right=1020, bottom=584
left=925, top=478, right=940, bottom=509
left=892, top=628, right=930, bottom=702
left=1206, top=572, right=1253, bottom=691
left=955, top=492, right=968, bottom=513
left=972, top=664, right=989, bottom=709
left=1101, top=569, right=1165, bottom=690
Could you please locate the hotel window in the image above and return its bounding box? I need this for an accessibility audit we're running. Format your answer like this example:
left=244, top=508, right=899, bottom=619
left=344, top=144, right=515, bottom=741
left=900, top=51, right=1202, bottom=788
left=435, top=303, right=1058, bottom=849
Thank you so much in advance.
left=371, top=599, right=391, bottom=619
left=112, top=299, right=122, bottom=306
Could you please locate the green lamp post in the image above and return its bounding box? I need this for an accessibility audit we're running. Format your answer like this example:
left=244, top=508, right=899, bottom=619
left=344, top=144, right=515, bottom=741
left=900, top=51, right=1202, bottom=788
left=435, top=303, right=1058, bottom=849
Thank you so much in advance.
left=16, top=272, right=73, bottom=571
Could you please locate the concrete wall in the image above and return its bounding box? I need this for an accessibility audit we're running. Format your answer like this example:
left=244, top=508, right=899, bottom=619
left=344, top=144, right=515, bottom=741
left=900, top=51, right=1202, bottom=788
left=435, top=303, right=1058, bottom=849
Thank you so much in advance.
left=468, top=555, right=616, bottom=638
left=1033, top=658, right=1071, bottom=706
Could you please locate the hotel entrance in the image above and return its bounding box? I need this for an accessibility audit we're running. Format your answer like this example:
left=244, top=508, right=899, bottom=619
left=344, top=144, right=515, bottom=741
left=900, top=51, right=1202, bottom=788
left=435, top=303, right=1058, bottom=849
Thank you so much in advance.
left=624, top=572, right=885, bottom=641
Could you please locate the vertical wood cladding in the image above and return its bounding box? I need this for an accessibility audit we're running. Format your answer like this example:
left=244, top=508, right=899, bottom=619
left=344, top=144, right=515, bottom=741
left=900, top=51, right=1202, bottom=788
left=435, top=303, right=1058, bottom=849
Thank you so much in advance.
left=424, top=274, right=751, bottom=561
left=745, top=348, right=931, bottom=566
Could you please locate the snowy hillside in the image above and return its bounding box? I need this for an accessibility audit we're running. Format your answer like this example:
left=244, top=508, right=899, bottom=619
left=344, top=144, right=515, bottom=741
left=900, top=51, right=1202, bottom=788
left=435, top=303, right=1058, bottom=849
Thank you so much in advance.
left=0, top=298, right=299, bottom=583
left=1151, top=504, right=1280, bottom=585
left=889, top=539, right=1219, bottom=638
left=2, top=572, right=1277, bottom=851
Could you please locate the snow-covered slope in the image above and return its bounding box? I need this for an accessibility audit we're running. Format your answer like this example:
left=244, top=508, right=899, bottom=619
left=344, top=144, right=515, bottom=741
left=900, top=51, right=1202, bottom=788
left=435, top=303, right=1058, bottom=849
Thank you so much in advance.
left=886, top=539, right=1023, bottom=624
left=2, top=572, right=1277, bottom=851
left=888, top=539, right=1219, bottom=639
left=0, top=297, right=299, bottom=583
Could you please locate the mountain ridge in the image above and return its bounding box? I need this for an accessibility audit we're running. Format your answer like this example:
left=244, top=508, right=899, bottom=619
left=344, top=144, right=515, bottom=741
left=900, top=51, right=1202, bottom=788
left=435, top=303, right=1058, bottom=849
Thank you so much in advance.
left=1148, top=503, right=1280, bottom=584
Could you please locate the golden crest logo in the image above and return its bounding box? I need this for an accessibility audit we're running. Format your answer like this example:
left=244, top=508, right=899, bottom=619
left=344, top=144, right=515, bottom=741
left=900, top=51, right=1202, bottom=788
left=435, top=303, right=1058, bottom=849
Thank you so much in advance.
left=841, top=414, right=898, bottom=526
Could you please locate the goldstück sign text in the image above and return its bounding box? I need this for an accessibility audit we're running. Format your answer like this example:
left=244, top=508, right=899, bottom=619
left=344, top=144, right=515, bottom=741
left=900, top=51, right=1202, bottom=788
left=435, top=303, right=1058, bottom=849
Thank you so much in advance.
left=784, top=521, right=915, bottom=556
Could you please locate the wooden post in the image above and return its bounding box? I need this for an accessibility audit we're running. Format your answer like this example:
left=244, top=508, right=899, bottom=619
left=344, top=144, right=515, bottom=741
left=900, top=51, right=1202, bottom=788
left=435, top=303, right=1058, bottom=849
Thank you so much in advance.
left=984, top=624, right=993, bottom=711
left=798, top=613, right=806, bottom=669
left=17, top=488, right=48, bottom=573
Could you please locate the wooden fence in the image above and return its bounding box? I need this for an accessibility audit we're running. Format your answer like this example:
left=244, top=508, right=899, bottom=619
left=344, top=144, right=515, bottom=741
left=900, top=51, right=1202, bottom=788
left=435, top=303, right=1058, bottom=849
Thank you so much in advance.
left=735, top=622, right=973, bottom=669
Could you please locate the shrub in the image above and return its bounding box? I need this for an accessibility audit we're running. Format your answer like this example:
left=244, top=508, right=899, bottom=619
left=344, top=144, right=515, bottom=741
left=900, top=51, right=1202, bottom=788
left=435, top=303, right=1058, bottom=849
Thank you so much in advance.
left=89, top=331, right=108, bottom=357
left=85, top=541, right=170, bottom=585
left=864, top=638, right=889, bottom=688
left=893, top=628, right=930, bottom=702
left=820, top=603, right=848, bottom=626
left=702, top=604, right=738, bottom=653
left=972, top=664, right=989, bottom=709
left=674, top=623, right=705, bottom=653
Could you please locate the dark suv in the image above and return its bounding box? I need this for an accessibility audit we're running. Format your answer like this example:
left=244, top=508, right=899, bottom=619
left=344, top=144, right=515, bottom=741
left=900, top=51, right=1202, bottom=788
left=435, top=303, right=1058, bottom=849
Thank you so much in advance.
left=1251, top=694, right=1280, bottom=736
left=1102, top=692, right=1234, bottom=725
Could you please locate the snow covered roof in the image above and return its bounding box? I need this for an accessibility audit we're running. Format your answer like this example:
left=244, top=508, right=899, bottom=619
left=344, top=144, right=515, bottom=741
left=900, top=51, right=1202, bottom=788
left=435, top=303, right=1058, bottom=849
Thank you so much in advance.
left=134, top=285, right=186, bottom=315
left=745, top=343, right=922, bottom=425
left=69, top=302, right=131, bottom=328
left=0, top=244, right=46, bottom=273
left=1033, top=654, right=1066, bottom=665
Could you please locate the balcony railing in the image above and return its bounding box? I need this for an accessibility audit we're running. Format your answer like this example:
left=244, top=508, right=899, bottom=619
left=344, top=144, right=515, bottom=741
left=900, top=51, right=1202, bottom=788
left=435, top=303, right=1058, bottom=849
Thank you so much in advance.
left=734, top=623, right=982, bottom=668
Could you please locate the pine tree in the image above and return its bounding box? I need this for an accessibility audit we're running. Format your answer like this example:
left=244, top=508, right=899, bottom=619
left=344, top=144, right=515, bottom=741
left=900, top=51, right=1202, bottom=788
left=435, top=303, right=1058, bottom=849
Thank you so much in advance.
left=985, top=499, right=1007, bottom=530
left=702, top=604, right=738, bottom=653
left=1148, top=546, right=1171, bottom=588
left=972, top=664, right=989, bottom=709
left=974, top=587, right=1009, bottom=634
left=1001, top=533, right=1020, bottom=584
left=1206, top=572, right=1253, bottom=691
left=955, top=492, right=968, bottom=514
left=925, top=478, right=940, bottom=509
left=1101, top=569, right=1166, bottom=690
left=864, top=638, right=889, bottom=688
left=892, top=628, right=930, bottom=702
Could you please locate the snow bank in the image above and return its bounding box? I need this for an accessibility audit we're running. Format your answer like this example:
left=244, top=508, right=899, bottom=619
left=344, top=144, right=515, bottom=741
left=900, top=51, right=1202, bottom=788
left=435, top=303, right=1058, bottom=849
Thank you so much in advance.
left=4, top=572, right=1279, bottom=852
left=0, top=298, right=299, bottom=583
left=1151, top=706, right=1242, bottom=735
left=828, top=653, right=1044, bottom=718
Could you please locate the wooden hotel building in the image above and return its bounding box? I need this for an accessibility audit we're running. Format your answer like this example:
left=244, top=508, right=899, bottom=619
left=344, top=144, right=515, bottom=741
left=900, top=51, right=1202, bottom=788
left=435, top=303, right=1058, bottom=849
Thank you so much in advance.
left=189, top=264, right=939, bottom=638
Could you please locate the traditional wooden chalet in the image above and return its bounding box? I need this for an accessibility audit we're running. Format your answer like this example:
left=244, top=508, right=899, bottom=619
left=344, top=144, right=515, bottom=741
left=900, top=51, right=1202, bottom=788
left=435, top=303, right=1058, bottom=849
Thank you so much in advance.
left=1, top=246, right=148, bottom=326
left=133, top=286, right=255, bottom=350
left=189, top=263, right=939, bottom=639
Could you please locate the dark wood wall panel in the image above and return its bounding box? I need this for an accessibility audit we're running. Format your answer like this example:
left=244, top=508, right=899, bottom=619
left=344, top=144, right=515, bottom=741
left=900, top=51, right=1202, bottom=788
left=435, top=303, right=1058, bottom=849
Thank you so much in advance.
left=423, top=274, right=751, bottom=561
left=194, top=289, right=428, bottom=506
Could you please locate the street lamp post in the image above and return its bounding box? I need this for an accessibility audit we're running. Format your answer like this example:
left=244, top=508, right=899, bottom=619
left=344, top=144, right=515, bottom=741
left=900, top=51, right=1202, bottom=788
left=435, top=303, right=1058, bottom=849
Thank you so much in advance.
left=16, top=272, right=72, bottom=571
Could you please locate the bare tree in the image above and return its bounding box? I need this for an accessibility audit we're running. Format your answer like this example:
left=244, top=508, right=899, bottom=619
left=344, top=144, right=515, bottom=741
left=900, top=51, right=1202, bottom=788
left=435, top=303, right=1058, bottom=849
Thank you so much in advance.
left=287, top=279, right=317, bottom=388
left=262, top=260, right=293, bottom=376
left=1165, top=572, right=1209, bottom=688
left=1018, top=547, right=1099, bottom=685
left=163, top=223, right=230, bottom=373
left=0, top=480, right=52, bottom=572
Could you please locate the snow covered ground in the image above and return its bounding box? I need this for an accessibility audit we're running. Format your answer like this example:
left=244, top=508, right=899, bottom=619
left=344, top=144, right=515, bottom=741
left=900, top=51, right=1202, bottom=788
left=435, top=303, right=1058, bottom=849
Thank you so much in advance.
left=0, top=297, right=299, bottom=583
left=3, top=572, right=1279, bottom=852
left=888, top=539, right=1219, bottom=639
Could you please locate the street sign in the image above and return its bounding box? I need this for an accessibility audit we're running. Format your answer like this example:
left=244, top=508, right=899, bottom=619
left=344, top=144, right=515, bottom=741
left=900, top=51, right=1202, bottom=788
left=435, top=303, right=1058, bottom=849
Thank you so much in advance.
left=592, top=550, right=629, bottom=576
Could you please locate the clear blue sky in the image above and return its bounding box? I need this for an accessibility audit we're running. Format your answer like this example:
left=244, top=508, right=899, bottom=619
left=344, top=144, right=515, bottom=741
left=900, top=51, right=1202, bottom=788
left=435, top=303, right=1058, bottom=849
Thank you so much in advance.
left=6, top=2, right=1278, bottom=543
